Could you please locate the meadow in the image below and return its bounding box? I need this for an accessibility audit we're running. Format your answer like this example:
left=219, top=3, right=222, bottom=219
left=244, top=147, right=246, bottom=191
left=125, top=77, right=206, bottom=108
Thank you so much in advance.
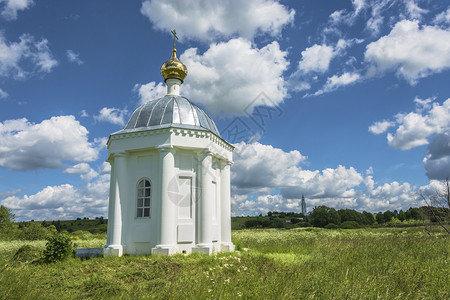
left=0, top=227, right=448, bottom=299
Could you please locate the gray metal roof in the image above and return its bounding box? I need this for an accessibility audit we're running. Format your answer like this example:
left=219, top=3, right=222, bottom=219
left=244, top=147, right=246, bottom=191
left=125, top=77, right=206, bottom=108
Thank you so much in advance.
left=122, top=95, right=221, bottom=137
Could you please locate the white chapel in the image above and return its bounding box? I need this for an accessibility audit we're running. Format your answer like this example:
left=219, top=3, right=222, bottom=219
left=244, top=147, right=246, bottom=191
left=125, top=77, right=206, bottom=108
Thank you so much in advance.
left=104, top=34, right=234, bottom=256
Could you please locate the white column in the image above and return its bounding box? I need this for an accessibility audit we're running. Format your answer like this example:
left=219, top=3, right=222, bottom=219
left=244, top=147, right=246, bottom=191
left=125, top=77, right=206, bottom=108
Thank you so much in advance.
left=220, top=161, right=234, bottom=251
left=166, top=78, right=181, bottom=96
left=193, top=150, right=213, bottom=254
left=152, top=147, right=177, bottom=255
left=104, top=152, right=128, bottom=257
left=105, top=159, right=115, bottom=246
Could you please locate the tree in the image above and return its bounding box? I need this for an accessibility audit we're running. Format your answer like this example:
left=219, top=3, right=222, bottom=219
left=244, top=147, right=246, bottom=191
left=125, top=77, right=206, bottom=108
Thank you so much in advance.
left=376, top=212, right=385, bottom=224
left=418, top=178, right=450, bottom=234
left=310, top=206, right=341, bottom=227
left=0, top=205, right=16, bottom=239
left=362, top=211, right=375, bottom=225
left=0, top=205, right=14, bottom=227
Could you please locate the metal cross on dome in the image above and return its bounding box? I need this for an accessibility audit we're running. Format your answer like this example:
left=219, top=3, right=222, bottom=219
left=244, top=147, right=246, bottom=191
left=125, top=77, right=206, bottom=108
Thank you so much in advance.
left=171, top=29, right=178, bottom=49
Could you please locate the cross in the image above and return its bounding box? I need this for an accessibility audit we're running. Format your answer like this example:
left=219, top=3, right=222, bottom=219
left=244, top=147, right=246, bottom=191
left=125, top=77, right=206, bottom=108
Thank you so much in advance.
left=171, top=29, right=178, bottom=49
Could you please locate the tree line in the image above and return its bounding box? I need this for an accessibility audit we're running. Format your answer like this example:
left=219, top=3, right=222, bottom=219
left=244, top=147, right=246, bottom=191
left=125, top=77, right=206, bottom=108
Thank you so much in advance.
left=241, top=206, right=449, bottom=229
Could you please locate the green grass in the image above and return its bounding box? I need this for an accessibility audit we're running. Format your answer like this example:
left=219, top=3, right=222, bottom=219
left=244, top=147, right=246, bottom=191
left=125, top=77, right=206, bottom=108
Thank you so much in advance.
left=0, top=227, right=448, bottom=299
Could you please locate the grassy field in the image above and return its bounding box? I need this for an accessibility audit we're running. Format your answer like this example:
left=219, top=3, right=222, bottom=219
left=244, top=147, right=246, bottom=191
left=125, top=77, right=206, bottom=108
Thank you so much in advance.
left=0, top=227, right=448, bottom=299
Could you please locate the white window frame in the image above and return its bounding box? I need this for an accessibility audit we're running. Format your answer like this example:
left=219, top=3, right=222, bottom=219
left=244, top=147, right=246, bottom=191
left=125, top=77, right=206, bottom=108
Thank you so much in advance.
left=136, top=178, right=151, bottom=218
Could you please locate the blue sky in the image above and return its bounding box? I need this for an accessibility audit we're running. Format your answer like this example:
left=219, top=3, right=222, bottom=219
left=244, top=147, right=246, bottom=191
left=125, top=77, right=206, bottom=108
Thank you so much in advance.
left=0, top=0, right=449, bottom=221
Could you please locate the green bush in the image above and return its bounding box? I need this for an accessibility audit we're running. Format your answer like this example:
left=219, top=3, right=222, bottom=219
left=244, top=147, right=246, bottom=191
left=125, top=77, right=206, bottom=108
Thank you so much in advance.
left=12, top=245, right=42, bottom=263
left=324, top=223, right=339, bottom=229
left=20, top=222, right=49, bottom=240
left=43, top=233, right=73, bottom=263
left=340, top=221, right=360, bottom=229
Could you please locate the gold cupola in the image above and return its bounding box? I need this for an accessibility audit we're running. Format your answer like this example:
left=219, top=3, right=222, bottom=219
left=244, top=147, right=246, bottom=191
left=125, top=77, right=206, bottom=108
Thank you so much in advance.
left=160, top=30, right=188, bottom=83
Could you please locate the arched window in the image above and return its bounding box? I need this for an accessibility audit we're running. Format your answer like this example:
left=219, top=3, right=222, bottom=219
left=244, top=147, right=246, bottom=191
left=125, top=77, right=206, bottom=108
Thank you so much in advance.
left=137, top=179, right=151, bottom=218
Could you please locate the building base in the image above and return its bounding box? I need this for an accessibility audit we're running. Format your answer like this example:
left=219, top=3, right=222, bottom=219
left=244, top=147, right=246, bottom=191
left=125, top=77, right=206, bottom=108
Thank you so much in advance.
left=103, top=245, right=123, bottom=257
left=151, top=245, right=176, bottom=255
left=220, top=242, right=235, bottom=252
left=192, top=244, right=213, bottom=255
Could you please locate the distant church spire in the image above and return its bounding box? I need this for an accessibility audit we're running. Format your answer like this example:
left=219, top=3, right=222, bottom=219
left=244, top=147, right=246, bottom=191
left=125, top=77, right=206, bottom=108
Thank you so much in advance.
left=301, top=194, right=307, bottom=215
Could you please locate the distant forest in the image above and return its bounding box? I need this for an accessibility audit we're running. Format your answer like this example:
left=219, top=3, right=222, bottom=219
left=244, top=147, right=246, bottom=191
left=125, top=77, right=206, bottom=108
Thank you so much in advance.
left=1, top=205, right=449, bottom=241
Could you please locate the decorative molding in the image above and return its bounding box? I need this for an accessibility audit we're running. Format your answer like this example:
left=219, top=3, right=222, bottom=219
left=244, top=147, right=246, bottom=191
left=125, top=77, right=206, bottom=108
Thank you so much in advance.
left=109, top=127, right=234, bottom=152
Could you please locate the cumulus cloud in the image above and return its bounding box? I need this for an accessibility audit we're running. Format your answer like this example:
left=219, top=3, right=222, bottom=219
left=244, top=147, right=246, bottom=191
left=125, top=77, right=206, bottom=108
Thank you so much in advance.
left=64, top=163, right=92, bottom=174
left=181, top=38, right=289, bottom=115
left=369, top=120, right=395, bottom=135
left=365, top=20, right=450, bottom=84
left=66, top=50, right=83, bottom=65
left=232, top=141, right=307, bottom=194
left=314, top=72, right=361, bottom=96
left=423, top=133, right=450, bottom=180
left=94, top=107, right=128, bottom=126
left=0, top=33, right=58, bottom=79
left=140, top=0, right=295, bottom=41
left=230, top=141, right=419, bottom=215
left=386, top=98, right=450, bottom=150
left=1, top=178, right=109, bottom=221
left=0, top=116, right=103, bottom=171
left=370, top=97, right=450, bottom=180
left=1, top=162, right=111, bottom=221
left=298, top=44, right=334, bottom=74
left=134, top=81, right=166, bottom=105
left=0, top=0, right=34, bottom=20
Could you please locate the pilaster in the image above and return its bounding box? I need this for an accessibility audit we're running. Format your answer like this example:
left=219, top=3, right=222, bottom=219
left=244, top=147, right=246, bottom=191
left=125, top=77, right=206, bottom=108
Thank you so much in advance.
left=152, top=146, right=177, bottom=255
left=104, top=152, right=128, bottom=257
left=193, top=150, right=214, bottom=254
left=220, top=160, right=234, bottom=251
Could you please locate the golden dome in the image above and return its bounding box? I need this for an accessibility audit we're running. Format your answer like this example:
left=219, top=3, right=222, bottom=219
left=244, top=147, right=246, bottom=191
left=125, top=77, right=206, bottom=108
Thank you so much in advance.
left=160, top=48, right=188, bottom=83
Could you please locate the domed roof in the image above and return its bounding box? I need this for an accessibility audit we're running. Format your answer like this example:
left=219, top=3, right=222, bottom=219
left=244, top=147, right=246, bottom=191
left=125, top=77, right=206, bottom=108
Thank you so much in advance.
left=161, top=49, right=187, bottom=83
left=123, top=95, right=220, bottom=137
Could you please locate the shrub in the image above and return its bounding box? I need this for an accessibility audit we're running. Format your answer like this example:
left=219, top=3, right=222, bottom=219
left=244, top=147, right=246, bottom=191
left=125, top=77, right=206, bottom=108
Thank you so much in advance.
left=12, top=245, right=42, bottom=263
left=43, top=233, right=73, bottom=263
left=324, top=223, right=339, bottom=229
left=340, top=221, right=360, bottom=229
left=20, top=222, right=49, bottom=240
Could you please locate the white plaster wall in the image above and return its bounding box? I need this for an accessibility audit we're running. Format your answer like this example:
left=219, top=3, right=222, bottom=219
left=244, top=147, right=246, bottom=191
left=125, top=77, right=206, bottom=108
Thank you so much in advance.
left=106, top=128, right=233, bottom=256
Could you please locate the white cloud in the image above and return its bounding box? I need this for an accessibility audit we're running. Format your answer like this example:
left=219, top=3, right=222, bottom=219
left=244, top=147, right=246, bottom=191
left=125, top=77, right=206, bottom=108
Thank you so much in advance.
left=369, top=120, right=395, bottom=135
left=0, top=87, right=7, bottom=99
left=134, top=81, right=166, bottom=105
left=370, top=97, right=450, bottom=179
left=140, top=0, right=295, bottom=41
left=404, top=0, right=428, bottom=20
left=386, top=98, right=450, bottom=150
left=314, top=72, right=361, bottom=96
left=64, top=163, right=92, bottom=174
left=0, top=116, right=103, bottom=171
left=0, top=0, right=34, bottom=20
left=365, top=20, right=450, bottom=84
left=298, top=44, right=334, bottom=74
left=94, top=107, right=128, bottom=126
left=423, top=133, right=450, bottom=180
left=230, top=141, right=422, bottom=215
left=434, top=8, right=450, bottom=26
left=80, top=110, right=89, bottom=117
left=181, top=38, right=289, bottom=115
left=232, top=141, right=307, bottom=194
left=1, top=171, right=111, bottom=221
left=0, top=33, right=58, bottom=79
left=66, top=50, right=83, bottom=65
